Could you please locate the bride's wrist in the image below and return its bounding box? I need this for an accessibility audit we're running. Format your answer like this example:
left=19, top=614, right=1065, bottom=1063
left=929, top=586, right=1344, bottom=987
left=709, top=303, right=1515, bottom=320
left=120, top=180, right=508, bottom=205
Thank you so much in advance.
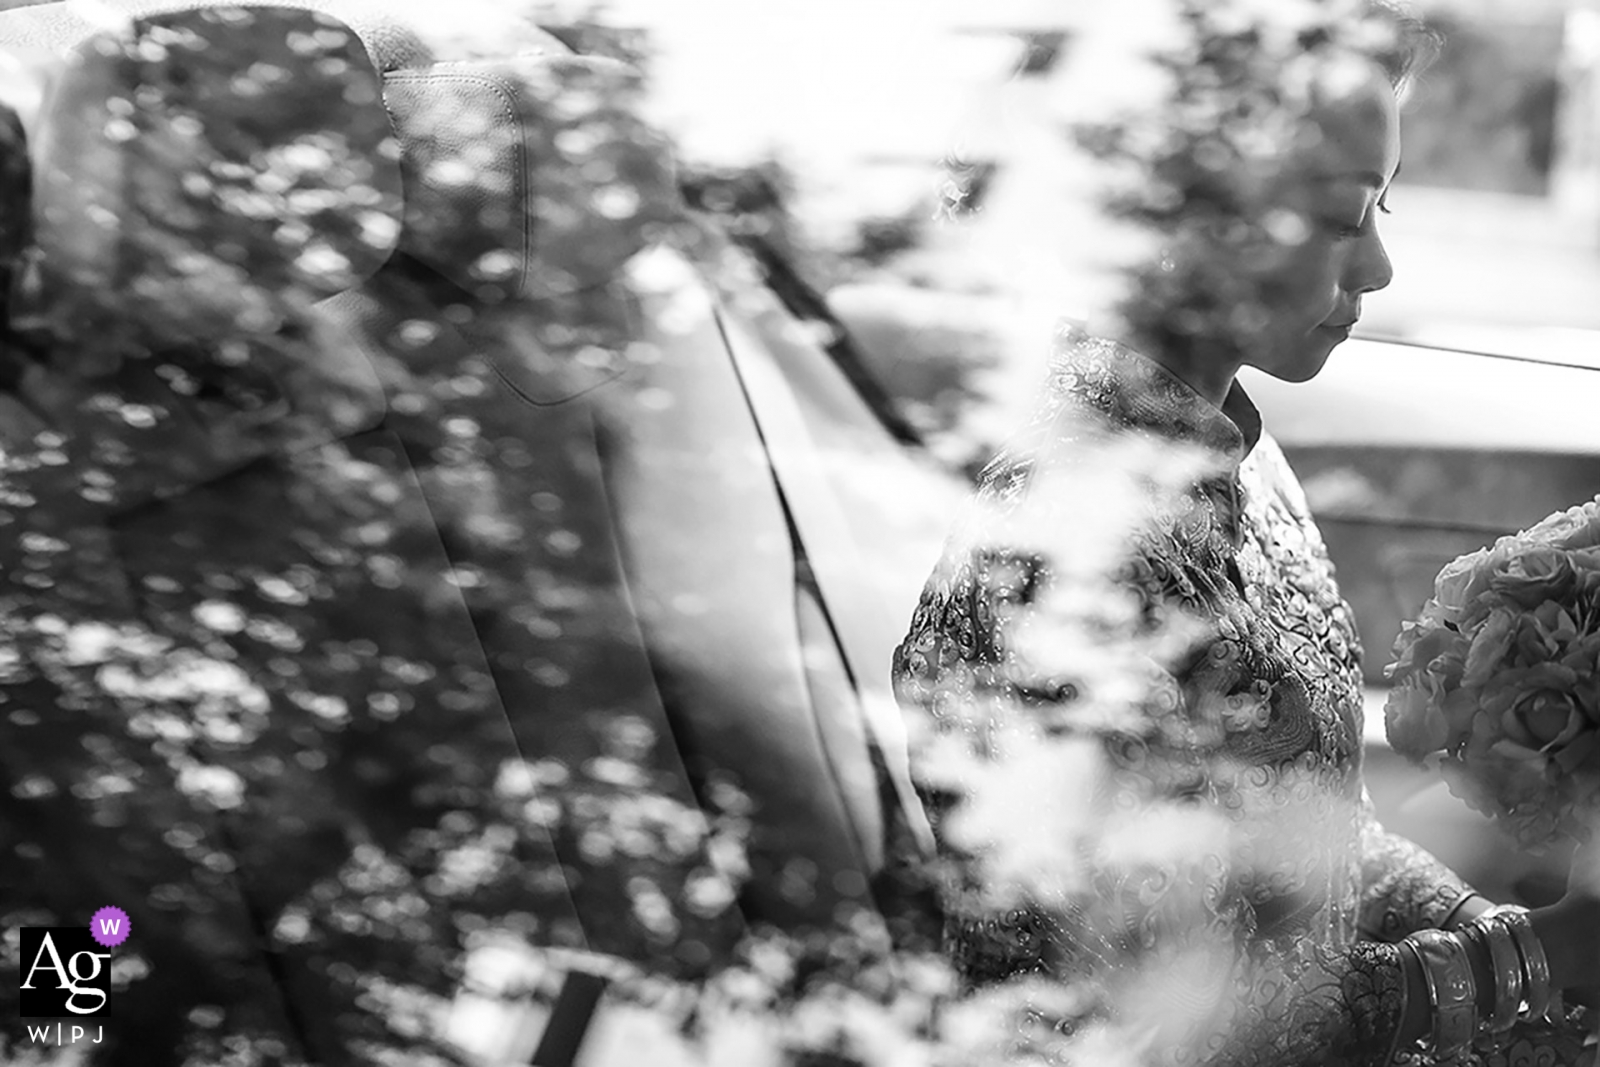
left=1530, top=898, right=1600, bottom=990
left=1442, top=892, right=1493, bottom=931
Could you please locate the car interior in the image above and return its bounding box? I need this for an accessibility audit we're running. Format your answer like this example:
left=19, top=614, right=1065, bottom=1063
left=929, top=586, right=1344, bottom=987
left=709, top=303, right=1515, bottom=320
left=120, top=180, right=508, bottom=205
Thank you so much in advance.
left=8, top=3, right=1592, bottom=1064
left=0, top=1, right=950, bottom=1062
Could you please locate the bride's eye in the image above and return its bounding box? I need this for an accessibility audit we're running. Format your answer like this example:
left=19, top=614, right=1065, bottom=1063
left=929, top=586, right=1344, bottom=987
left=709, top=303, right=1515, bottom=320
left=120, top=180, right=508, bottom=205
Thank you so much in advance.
left=1319, top=216, right=1365, bottom=239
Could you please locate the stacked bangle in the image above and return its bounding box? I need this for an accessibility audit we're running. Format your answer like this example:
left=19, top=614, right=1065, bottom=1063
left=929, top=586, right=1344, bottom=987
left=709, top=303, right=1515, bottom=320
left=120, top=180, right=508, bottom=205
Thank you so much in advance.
left=1401, top=903, right=1561, bottom=1058
left=1405, top=928, right=1479, bottom=1060
left=1480, top=905, right=1553, bottom=1022
left=1458, top=918, right=1522, bottom=1033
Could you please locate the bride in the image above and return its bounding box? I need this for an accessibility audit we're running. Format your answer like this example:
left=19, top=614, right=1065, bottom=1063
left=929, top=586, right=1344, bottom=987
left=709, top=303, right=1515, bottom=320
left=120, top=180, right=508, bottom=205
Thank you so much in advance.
left=892, top=3, right=1600, bottom=1065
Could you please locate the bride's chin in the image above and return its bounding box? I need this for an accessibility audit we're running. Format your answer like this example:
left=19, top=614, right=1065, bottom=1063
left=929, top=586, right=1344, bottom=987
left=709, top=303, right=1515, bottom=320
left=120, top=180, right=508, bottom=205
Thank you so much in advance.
left=1255, top=338, right=1340, bottom=383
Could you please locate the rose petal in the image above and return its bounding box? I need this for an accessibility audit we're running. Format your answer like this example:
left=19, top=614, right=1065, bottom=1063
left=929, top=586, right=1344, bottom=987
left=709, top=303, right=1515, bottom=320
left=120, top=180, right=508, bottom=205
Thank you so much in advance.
left=1434, top=686, right=1474, bottom=743
left=1501, top=706, right=1539, bottom=748
left=1464, top=608, right=1516, bottom=688
left=1552, top=729, right=1599, bottom=775
left=1385, top=681, right=1448, bottom=759
left=1488, top=737, right=1544, bottom=763
left=1531, top=702, right=1586, bottom=751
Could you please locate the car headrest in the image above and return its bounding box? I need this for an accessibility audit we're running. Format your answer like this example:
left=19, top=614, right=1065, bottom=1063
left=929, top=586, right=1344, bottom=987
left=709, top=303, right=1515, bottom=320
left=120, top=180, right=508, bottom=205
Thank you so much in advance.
left=0, top=0, right=436, bottom=75
left=2, top=3, right=404, bottom=356
left=0, top=0, right=683, bottom=311
left=382, top=53, right=683, bottom=304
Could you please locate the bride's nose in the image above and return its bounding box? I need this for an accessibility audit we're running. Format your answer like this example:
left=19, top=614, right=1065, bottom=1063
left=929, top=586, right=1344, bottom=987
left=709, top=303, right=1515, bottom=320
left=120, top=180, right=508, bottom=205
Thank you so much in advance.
left=1345, top=228, right=1393, bottom=295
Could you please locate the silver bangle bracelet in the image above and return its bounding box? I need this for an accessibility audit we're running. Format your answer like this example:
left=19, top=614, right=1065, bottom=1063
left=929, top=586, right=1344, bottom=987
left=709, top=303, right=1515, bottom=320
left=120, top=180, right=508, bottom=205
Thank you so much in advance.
left=1405, top=928, right=1479, bottom=1059
left=1462, top=916, right=1523, bottom=1034
left=1484, top=904, right=1553, bottom=1022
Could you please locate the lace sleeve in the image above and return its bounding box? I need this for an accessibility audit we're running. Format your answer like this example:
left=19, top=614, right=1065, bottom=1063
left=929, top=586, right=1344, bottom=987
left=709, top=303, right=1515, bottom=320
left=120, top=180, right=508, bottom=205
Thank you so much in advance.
left=931, top=736, right=1416, bottom=1067
left=1356, top=789, right=1479, bottom=941
left=896, top=546, right=1415, bottom=1067
left=1220, top=940, right=1410, bottom=1067
left=940, top=904, right=1412, bottom=1066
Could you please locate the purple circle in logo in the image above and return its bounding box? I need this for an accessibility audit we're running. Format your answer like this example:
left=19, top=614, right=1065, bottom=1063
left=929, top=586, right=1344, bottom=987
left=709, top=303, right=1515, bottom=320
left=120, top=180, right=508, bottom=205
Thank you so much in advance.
left=90, top=906, right=131, bottom=948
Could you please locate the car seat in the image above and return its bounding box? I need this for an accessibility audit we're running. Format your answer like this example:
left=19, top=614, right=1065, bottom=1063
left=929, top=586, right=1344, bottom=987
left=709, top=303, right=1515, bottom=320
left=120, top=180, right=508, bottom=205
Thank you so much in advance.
left=0, top=2, right=945, bottom=1063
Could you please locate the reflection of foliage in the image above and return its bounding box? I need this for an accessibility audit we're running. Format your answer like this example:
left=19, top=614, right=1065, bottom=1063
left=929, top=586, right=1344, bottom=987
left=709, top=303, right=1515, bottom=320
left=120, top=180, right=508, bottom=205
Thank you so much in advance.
left=0, top=6, right=745, bottom=1065
left=1399, top=10, right=1559, bottom=195
left=678, top=160, right=830, bottom=283
left=680, top=160, right=927, bottom=445
left=536, top=3, right=653, bottom=69
left=679, top=157, right=939, bottom=291
left=824, top=285, right=1005, bottom=479
left=0, top=3, right=1465, bottom=1066
left=677, top=156, right=955, bottom=452
left=1074, top=0, right=1412, bottom=366
left=26, top=7, right=404, bottom=361
left=851, top=210, right=928, bottom=270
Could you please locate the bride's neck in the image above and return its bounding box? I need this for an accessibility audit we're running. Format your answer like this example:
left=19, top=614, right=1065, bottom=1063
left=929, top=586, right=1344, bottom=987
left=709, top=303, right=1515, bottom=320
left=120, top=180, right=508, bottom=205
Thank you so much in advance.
left=1095, top=319, right=1243, bottom=409
left=1148, top=347, right=1241, bottom=409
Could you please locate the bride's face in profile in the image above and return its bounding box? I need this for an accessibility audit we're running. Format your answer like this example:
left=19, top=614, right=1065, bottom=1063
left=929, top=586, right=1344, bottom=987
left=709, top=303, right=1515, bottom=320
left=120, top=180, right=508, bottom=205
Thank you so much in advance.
left=1245, top=58, right=1401, bottom=383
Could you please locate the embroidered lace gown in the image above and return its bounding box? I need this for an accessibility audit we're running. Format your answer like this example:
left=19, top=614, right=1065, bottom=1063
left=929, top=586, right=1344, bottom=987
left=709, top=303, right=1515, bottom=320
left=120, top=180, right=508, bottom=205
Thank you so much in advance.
left=893, top=327, right=1593, bottom=1066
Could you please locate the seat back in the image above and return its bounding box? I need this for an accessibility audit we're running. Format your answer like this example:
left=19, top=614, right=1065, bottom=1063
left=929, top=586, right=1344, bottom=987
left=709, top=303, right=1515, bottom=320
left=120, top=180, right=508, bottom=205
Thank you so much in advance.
left=0, top=8, right=595, bottom=1062
left=0, top=2, right=942, bottom=1059
left=330, top=45, right=924, bottom=932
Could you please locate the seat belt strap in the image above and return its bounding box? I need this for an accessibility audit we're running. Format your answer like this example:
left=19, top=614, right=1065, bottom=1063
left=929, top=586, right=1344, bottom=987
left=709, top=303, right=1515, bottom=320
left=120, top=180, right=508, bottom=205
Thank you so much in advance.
left=716, top=304, right=936, bottom=861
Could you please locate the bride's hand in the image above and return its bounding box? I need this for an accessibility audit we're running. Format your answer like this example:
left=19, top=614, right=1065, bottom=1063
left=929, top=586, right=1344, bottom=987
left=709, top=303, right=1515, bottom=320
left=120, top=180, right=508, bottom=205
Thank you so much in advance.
left=1532, top=837, right=1600, bottom=991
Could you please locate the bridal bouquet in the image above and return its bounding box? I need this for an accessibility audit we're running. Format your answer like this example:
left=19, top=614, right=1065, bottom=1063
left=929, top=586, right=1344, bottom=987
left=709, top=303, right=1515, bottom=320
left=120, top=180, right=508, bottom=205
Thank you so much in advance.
left=1385, top=496, right=1600, bottom=847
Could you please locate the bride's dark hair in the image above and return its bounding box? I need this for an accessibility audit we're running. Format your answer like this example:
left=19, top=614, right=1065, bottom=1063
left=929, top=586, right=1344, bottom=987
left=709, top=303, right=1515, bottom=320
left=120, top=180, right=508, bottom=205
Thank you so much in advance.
left=1074, top=0, right=1443, bottom=370
left=1366, top=0, right=1443, bottom=97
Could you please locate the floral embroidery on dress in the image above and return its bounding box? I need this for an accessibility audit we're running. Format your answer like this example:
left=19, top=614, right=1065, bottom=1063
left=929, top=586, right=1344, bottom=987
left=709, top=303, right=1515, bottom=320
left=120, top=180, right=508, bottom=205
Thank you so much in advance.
left=891, top=326, right=1587, bottom=1066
